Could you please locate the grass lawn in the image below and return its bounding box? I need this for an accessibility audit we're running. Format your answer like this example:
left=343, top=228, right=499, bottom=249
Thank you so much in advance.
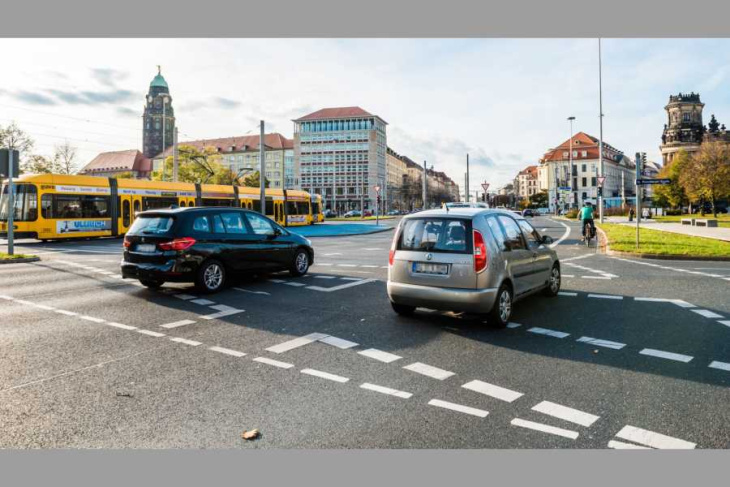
left=0, top=252, right=36, bottom=261
left=651, top=214, right=730, bottom=228
left=327, top=216, right=396, bottom=221
left=598, top=223, right=730, bottom=258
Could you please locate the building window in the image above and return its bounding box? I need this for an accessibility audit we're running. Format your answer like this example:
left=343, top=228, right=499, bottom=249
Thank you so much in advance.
left=591, top=177, right=597, bottom=186
left=683, top=113, right=691, bottom=122
left=581, top=164, right=586, bottom=172
left=582, top=177, right=587, bottom=187
left=582, top=151, right=587, bottom=157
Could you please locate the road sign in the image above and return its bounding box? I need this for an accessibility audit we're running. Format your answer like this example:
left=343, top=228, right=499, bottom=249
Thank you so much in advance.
left=481, top=182, right=489, bottom=192
left=597, top=176, right=606, bottom=187
left=373, top=185, right=381, bottom=192
left=636, top=178, right=671, bottom=185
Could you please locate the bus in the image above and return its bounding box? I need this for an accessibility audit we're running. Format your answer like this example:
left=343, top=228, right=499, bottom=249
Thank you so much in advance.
left=311, top=193, right=324, bottom=223
left=0, top=173, right=315, bottom=241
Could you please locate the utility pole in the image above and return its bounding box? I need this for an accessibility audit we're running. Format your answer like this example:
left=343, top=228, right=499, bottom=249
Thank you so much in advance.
left=5, top=149, right=16, bottom=256
left=259, top=120, right=266, bottom=215
left=635, top=152, right=642, bottom=250
left=466, top=153, right=470, bottom=202
left=567, top=116, right=575, bottom=208
left=422, top=161, right=427, bottom=209
left=162, top=95, right=167, bottom=182
left=598, top=38, right=605, bottom=223
left=172, top=126, right=179, bottom=182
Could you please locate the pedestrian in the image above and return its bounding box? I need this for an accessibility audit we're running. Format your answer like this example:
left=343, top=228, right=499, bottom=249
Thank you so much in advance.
left=629, top=207, right=635, bottom=222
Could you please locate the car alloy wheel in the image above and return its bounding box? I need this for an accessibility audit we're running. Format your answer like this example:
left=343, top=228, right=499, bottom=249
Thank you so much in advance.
left=498, top=289, right=512, bottom=323
left=550, top=266, right=560, bottom=293
left=295, top=252, right=308, bottom=273
left=204, top=262, right=224, bottom=290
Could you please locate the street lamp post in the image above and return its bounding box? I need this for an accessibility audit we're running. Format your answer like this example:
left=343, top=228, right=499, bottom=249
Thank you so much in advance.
left=598, top=38, right=605, bottom=223
left=567, top=116, right=576, bottom=209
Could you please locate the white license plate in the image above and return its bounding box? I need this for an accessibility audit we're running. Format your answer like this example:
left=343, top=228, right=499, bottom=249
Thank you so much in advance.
left=135, top=243, right=156, bottom=253
left=413, top=262, right=449, bottom=275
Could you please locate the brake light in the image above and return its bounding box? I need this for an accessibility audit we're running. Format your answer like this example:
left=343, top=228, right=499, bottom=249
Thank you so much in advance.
left=123, top=237, right=131, bottom=248
left=473, top=230, right=488, bottom=273
left=158, top=237, right=196, bottom=251
left=388, top=224, right=399, bottom=266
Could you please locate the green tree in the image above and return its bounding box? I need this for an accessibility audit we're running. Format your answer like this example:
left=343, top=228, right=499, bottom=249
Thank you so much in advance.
left=152, top=145, right=233, bottom=184
left=111, top=172, right=136, bottom=179
left=653, top=150, right=689, bottom=209
left=241, top=170, right=270, bottom=189
left=21, top=155, right=57, bottom=174
left=680, top=141, right=730, bottom=217
left=529, top=190, right=548, bottom=208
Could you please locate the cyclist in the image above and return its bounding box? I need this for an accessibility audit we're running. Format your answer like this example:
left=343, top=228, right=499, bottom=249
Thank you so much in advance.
left=578, top=202, right=595, bottom=241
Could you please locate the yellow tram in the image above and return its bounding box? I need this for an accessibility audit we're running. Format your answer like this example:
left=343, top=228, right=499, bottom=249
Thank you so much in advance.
left=0, top=173, right=319, bottom=241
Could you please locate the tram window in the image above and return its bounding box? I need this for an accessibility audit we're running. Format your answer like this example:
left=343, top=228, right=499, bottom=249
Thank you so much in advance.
left=142, top=197, right=178, bottom=210
left=42, top=194, right=110, bottom=219
left=252, top=200, right=261, bottom=213
left=265, top=198, right=273, bottom=216
left=202, top=198, right=234, bottom=207
left=133, top=200, right=141, bottom=213
left=122, top=200, right=131, bottom=227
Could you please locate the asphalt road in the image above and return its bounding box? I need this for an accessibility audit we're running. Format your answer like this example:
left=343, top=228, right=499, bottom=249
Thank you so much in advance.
left=1, top=215, right=729, bottom=449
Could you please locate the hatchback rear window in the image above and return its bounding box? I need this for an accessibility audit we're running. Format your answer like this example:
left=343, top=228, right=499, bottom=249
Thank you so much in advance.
left=128, top=216, right=174, bottom=235
left=398, top=218, right=471, bottom=254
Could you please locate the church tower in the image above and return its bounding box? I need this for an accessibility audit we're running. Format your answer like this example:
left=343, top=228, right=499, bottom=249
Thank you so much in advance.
left=659, top=92, right=704, bottom=165
left=142, top=66, right=175, bottom=158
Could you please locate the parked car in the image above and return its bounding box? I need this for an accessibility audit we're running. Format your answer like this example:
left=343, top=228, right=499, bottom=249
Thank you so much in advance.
left=522, top=209, right=535, bottom=217
left=387, top=208, right=559, bottom=327
left=323, top=209, right=337, bottom=218
left=343, top=210, right=362, bottom=218
left=121, top=207, right=314, bottom=293
left=536, top=207, right=550, bottom=215
left=363, top=209, right=373, bottom=217
left=387, top=210, right=401, bottom=216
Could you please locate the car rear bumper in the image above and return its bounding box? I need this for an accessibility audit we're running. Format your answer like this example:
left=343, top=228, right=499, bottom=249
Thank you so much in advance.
left=387, top=281, right=498, bottom=314
left=121, top=260, right=195, bottom=283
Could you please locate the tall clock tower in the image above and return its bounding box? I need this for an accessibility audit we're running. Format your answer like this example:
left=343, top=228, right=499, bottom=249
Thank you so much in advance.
left=142, top=66, right=175, bottom=159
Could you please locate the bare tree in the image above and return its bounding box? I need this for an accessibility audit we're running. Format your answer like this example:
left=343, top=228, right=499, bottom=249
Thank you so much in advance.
left=53, top=140, right=78, bottom=175
left=0, top=121, right=35, bottom=154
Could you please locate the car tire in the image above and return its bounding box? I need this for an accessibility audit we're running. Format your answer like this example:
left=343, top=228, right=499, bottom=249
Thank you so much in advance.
left=139, top=279, right=164, bottom=289
left=391, top=302, right=416, bottom=316
left=543, top=264, right=561, bottom=297
left=195, top=259, right=226, bottom=293
left=289, top=248, right=310, bottom=277
left=487, top=283, right=513, bottom=328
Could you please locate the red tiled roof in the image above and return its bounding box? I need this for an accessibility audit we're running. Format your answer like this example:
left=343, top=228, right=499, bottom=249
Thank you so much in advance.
left=79, top=150, right=151, bottom=174
left=541, top=132, right=622, bottom=163
left=294, top=106, right=379, bottom=122
left=153, top=133, right=293, bottom=159
left=518, top=165, right=538, bottom=176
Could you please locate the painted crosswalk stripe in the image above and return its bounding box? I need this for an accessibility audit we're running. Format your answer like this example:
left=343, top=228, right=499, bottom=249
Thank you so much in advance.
left=360, top=383, right=412, bottom=399
left=582, top=276, right=611, bottom=280
left=199, top=306, right=244, bottom=320
left=462, top=380, right=523, bottom=403
left=558, top=292, right=578, bottom=297
left=428, top=399, right=489, bottom=418
left=283, top=282, right=306, bottom=287
left=403, top=362, right=455, bottom=380
left=268, top=279, right=285, bottom=283
left=588, top=294, right=623, bottom=300
left=531, top=400, right=600, bottom=427
left=160, top=319, right=196, bottom=329
left=576, top=336, right=626, bottom=350
left=691, top=309, right=724, bottom=319
left=319, top=336, right=359, bottom=349
left=507, top=322, right=522, bottom=329
left=301, top=368, right=349, bottom=383
left=137, top=329, right=166, bottom=337
left=639, top=348, right=693, bottom=363
left=266, top=332, right=330, bottom=354
left=209, top=346, right=246, bottom=358
left=191, top=298, right=216, bottom=306
left=170, top=337, right=202, bottom=346
left=314, top=275, right=336, bottom=279
left=105, top=322, right=137, bottom=331
left=358, top=348, right=402, bottom=363
left=527, top=327, right=569, bottom=339
left=607, top=440, right=652, bottom=450
left=511, top=418, right=579, bottom=440
left=340, top=277, right=363, bottom=281
left=719, top=320, right=730, bottom=328
left=635, top=297, right=671, bottom=303
left=615, top=425, right=696, bottom=449
left=173, top=294, right=197, bottom=300
left=708, top=361, right=730, bottom=372
left=253, top=357, right=294, bottom=369
left=80, top=315, right=106, bottom=323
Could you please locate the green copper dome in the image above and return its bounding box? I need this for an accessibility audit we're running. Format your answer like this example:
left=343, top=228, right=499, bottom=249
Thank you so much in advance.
left=150, top=66, right=168, bottom=88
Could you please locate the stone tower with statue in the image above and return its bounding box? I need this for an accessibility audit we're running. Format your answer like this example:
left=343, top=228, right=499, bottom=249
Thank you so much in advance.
left=142, top=66, right=175, bottom=159
left=659, top=92, right=705, bottom=166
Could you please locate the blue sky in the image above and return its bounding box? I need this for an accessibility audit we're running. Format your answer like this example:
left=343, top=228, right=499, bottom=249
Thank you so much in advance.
left=1, top=38, right=729, bottom=193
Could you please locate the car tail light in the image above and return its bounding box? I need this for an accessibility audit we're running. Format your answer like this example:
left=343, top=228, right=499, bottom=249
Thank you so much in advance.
left=158, top=237, right=196, bottom=251
left=123, top=237, right=131, bottom=248
left=473, top=230, right=488, bottom=273
left=388, top=225, right=399, bottom=266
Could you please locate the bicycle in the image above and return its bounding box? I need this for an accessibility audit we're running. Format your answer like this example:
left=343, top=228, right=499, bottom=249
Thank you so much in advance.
left=583, top=221, right=596, bottom=246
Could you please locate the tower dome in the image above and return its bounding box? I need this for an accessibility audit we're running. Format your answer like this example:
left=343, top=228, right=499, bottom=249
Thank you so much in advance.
left=149, top=65, right=169, bottom=90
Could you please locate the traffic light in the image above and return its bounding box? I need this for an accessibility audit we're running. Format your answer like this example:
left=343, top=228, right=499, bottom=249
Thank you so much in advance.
left=640, top=152, right=647, bottom=175
left=597, top=186, right=603, bottom=197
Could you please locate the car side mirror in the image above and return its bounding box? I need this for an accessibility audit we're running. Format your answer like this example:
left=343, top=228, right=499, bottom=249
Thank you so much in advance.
left=541, top=235, right=554, bottom=245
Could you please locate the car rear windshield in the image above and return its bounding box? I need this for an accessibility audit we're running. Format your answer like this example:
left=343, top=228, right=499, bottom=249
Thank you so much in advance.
left=398, top=218, right=472, bottom=254
left=128, top=215, right=175, bottom=235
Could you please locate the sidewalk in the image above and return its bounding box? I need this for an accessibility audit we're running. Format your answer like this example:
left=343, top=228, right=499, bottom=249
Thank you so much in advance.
left=605, top=217, right=730, bottom=242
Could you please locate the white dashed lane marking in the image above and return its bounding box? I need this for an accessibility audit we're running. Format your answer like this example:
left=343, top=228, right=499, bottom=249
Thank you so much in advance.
left=80, top=315, right=106, bottom=323
left=428, top=399, right=489, bottom=418
left=576, top=336, right=626, bottom=350
left=319, top=336, right=359, bottom=349
left=106, top=322, right=137, bottom=330
left=301, top=368, right=349, bottom=383
left=191, top=298, right=215, bottom=306
left=691, top=309, right=724, bottom=319
left=253, top=357, right=294, bottom=369
left=587, top=294, right=623, bottom=300
left=169, top=337, right=202, bottom=347
left=709, top=361, right=730, bottom=372
left=403, top=362, right=455, bottom=380
left=608, top=440, right=652, bottom=450
left=462, top=380, right=523, bottom=403
left=558, top=292, right=577, bottom=297
left=358, top=348, right=403, bottom=363
left=639, top=348, right=693, bottom=363
left=360, top=383, right=412, bottom=399
left=511, top=418, right=579, bottom=440
left=137, top=329, right=166, bottom=338
left=173, top=294, right=198, bottom=301
left=209, top=346, right=246, bottom=358
left=531, top=400, right=600, bottom=427
left=527, top=327, right=569, bottom=339
left=266, top=332, right=329, bottom=354
left=199, top=305, right=244, bottom=320
left=718, top=320, right=730, bottom=328
left=615, top=425, right=696, bottom=449
left=160, top=319, right=196, bottom=329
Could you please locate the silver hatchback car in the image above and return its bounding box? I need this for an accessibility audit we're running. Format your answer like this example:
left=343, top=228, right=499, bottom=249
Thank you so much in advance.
left=387, top=208, right=561, bottom=327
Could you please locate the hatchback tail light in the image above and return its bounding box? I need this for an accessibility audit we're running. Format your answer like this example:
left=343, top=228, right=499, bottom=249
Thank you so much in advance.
left=388, top=224, right=400, bottom=266
left=473, top=230, right=488, bottom=273
left=123, top=237, right=131, bottom=248
left=158, top=237, right=196, bottom=251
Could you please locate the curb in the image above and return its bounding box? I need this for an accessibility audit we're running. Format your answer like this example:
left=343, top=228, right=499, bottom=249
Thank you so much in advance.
left=0, top=257, right=40, bottom=265
left=291, top=226, right=394, bottom=238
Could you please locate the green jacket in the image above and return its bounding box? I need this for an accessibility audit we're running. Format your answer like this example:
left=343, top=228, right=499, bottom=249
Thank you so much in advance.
left=579, top=206, right=594, bottom=220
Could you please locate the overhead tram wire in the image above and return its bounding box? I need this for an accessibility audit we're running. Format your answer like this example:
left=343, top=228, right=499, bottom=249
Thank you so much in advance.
left=0, top=117, right=140, bottom=143
left=0, top=103, right=142, bottom=134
